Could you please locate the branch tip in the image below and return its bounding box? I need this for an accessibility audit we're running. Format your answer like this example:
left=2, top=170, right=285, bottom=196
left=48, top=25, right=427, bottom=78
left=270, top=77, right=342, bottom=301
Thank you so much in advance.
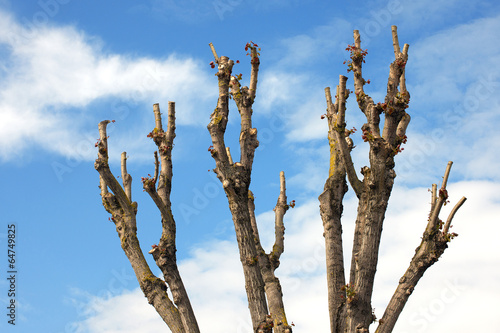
left=391, top=25, right=401, bottom=56
left=209, top=42, right=219, bottom=63
left=153, top=103, right=163, bottom=131
left=441, top=161, right=453, bottom=189
left=226, top=147, right=234, bottom=165
left=443, top=196, right=467, bottom=234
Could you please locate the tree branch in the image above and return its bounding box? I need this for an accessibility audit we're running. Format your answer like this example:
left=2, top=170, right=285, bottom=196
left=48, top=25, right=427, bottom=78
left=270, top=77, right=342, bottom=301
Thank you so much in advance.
left=426, top=161, right=453, bottom=235
left=248, top=172, right=293, bottom=333
left=121, top=152, right=132, bottom=201
left=145, top=103, right=200, bottom=333
left=231, top=43, right=260, bottom=171
left=375, top=161, right=466, bottom=333
left=319, top=94, right=349, bottom=332
left=209, top=42, right=219, bottom=63
left=270, top=171, right=287, bottom=266
left=443, top=196, right=467, bottom=234
left=325, top=83, right=363, bottom=197
left=207, top=45, right=232, bottom=170
left=95, top=120, right=186, bottom=333
left=382, top=26, right=410, bottom=147
left=207, top=43, right=268, bottom=330
left=95, top=121, right=134, bottom=214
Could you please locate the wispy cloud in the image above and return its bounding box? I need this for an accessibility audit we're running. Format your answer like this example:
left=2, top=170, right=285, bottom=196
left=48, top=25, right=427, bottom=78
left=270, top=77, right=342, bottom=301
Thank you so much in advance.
left=0, top=10, right=216, bottom=162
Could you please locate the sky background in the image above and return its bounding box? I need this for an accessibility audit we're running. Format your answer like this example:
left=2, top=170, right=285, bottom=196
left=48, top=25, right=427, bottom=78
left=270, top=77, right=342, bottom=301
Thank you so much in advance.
left=0, top=0, right=499, bottom=332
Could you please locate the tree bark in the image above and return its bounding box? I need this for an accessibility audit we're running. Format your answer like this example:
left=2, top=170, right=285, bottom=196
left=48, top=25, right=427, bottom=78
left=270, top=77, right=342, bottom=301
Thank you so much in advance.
left=95, top=102, right=200, bottom=333
left=207, top=43, right=292, bottom=332
left=207, top=47, right=269, bottom=330
left=95, top=121, right=186, bottom=333
left=145, top=103, right=200, bottom=333
left=323, top=26, right=412, bottom=332
left=375, top=163, right=466, bottom=333
left=319, top=86, right=350, bottom=332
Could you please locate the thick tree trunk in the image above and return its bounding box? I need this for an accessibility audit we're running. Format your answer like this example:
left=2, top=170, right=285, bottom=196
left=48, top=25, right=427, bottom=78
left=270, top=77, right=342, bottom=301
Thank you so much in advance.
left=207, top=43, right=292, bottom=332
left=323, top=26, right=410, bottom=332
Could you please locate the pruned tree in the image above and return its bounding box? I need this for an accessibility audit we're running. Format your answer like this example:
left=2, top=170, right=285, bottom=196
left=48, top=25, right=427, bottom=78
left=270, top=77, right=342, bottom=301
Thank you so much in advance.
left=318, top=26, right=466, bottom=333
left=95, top=26, right=466, bottom=333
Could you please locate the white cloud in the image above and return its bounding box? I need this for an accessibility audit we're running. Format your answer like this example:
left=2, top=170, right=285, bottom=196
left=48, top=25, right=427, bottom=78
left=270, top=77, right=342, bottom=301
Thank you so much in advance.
left=0, top=10, right=216, bottom=162
left=275, top=20, right=351, bottom=67
left=69, top=288, right=166, bottom=333
left=256, top=71, right=309, bottom=114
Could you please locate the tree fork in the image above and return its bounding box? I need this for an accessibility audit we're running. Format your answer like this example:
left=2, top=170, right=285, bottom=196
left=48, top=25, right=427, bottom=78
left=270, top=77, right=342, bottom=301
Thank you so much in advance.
left=323, top=26, right=415, bottom=333
left=207, top=42, right=271, bottom=331
left=145, top=103, right=200, bottom=333
left=95, top=120, right=187, bottom=333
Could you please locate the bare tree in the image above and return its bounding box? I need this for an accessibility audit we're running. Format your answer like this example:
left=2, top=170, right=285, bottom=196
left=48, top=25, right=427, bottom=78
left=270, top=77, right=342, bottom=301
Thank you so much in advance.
left=95, top=26, right=465, bottom=333
left=318, top=26, right=466, bottom=333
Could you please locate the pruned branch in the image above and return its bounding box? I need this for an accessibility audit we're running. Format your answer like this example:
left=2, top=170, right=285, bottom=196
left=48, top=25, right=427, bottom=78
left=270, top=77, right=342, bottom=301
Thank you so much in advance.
left=382, top=26, right=410, bottom=147
left=426, top=161, right=453, bottom=235
left=270, top=171, right=287, bottom=266
left=121, top=152, right=132, bottom=201
left=325, top=83, right=363, bottom=197
left=145, top=102, right=200, bottom=333
left=248, top=172, right=293, bottom=333
left=95, top=120, right=187, bottom=333
left=207, top=47, right=232, bottom=169
left=399, top=44, right=409, bottom=93
left=319, top=90, right=349, bottom=332
left=95, top=120, right=134, bottom=213
left=352, top=30, right=366, bottom=98
left=443, top=196, right=466, bottom=234
left=376, top=161, right=466, bottom=333
left=207, top=42, right=269, bottom=330
left=248, top=45, right=260, bottom=100
left=209, top=42, right=219, bottom=63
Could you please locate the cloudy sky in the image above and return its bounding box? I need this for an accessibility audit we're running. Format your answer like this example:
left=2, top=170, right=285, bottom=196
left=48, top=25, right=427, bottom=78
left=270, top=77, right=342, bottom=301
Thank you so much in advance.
left=0, top=0, right=499, bottom=332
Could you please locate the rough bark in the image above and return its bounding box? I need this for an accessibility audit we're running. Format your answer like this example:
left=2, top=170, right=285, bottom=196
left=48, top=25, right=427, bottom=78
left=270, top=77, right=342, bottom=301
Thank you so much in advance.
left=207, top=43, right=292, bottom=332
left=95, top=103, right=199, bottom=333
left=249, top=172, right=293, bottom=333
left=320, top=26, right=465, bottom=333
left=333, top=27, right=410, bottom=333
left=375, top=163, right=466, bottom=333
left=145, top=103, right=200, bottom=333
left=319, top=86, right=349, bottom=332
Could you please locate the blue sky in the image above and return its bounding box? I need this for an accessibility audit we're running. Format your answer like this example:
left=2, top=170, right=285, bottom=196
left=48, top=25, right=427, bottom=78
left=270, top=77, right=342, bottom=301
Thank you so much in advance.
left=0, top=0, right=499, bottom=332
